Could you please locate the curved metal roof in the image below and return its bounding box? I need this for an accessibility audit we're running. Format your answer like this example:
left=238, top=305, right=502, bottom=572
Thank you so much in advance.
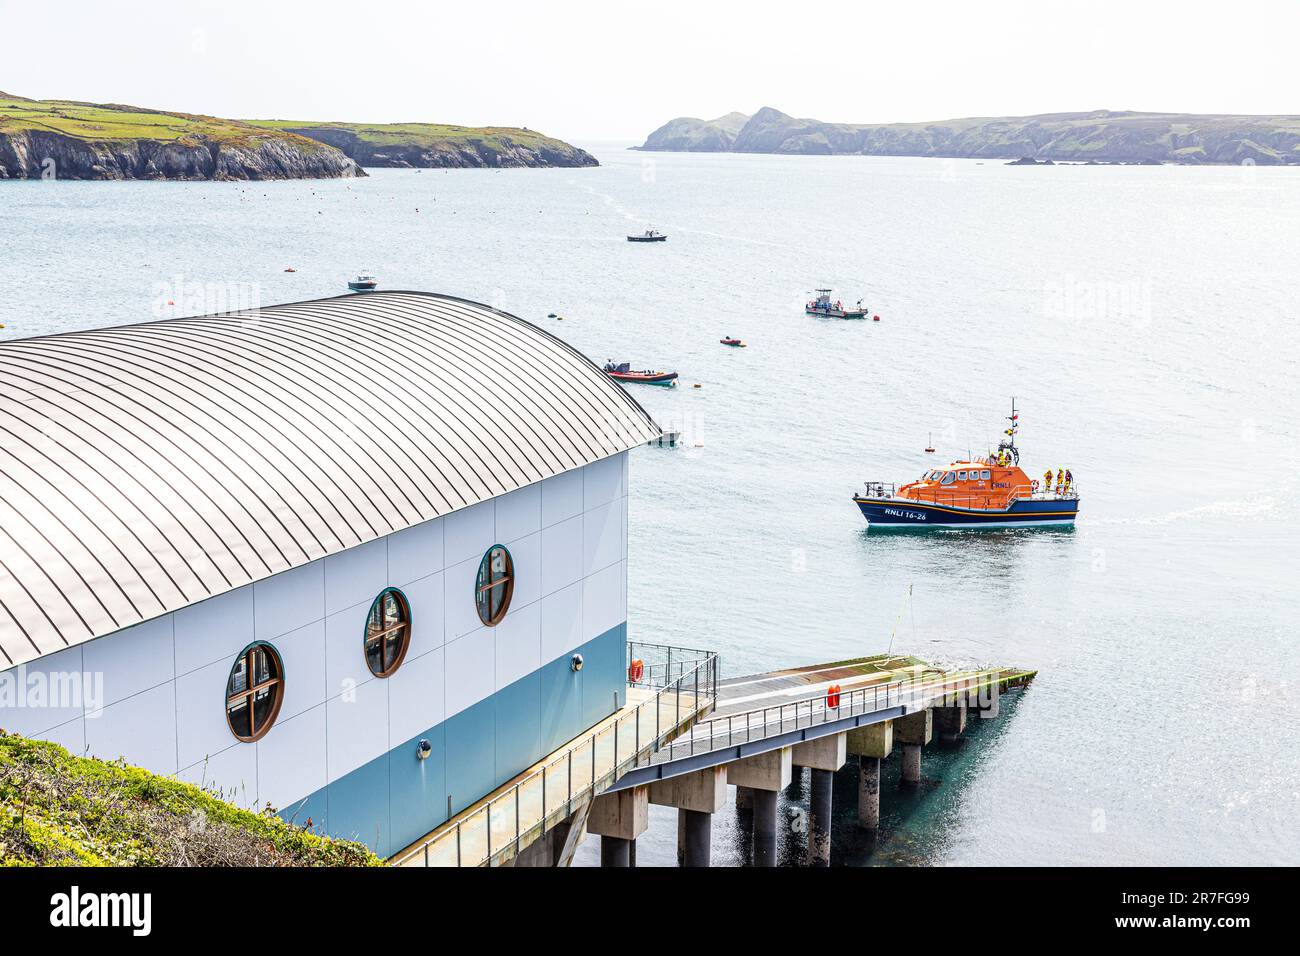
left=0, top=291, right=659, bottom=668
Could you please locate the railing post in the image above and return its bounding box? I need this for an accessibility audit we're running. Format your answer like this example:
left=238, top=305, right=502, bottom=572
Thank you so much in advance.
left=542, top=765, right=547, bottom=823
left=567, top=749, right=573, bottom=815
left=486, top=803, right=492, bottom=858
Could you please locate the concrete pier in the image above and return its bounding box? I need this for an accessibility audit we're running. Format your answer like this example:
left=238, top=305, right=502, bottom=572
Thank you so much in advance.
left=649, top=766, right=727, bottom=868
left=895, top=709, right=932, bottom=787
left=727, top=746, right=793, bottom=867
left=808, top=768, right=833, bottom=866
left=752, top=787, right=778, bottom=866
left=600, top=836, right=631, bottom=867
left=901, top=744, right=922, bottom=785
left=735, top=785, right=754, bottom=810
left=681, top=809, right=712, bottom=867
left=936, top=702, right=968, bottom=742
left=857, top=757, right=881, bottom=829
left=846, top=720, right=892, bottom=829
left=792, top=735, right=844, bottom=867
left=587, top=786, right=648, bottom=868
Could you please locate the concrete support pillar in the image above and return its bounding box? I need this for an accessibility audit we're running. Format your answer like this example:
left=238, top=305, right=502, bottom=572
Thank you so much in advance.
left=587, top=787, right=649, bottom=843
left=600, top=835, right=631, bottom=867
left=807, top=768, right=833, bottom=866
left=676, top=809, right=685, bottom=865
left=681, top=809, right=712, bottom=867
left=858, top=756, right=881, bottom=829
left=735, top=785, right=754, bottom=810
left=649, top=767, right=727, bottom=869
left=791, top=733, right=847, bottom=773
left=752, top=787, right=778, bottom=867
left=628, top=839, right=637, bottom=868
left=895, top=709, right=931, bottom=788
left=727, top=747, right=791, bottom=867
left=786, top=765, right=805, bottom=798
left=901, top=743, right=922, bottom=785
left=935, top=703, right=967, bottom=742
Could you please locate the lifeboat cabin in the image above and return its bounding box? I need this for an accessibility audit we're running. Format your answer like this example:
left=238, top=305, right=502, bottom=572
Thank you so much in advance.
left=853, top=457, right=1079, bottom=528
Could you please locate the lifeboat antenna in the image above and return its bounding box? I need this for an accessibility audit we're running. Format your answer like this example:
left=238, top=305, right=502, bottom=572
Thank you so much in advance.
left=996, top=396, right=1021, bottom=465
left=925, top=432, right=935, bottom=453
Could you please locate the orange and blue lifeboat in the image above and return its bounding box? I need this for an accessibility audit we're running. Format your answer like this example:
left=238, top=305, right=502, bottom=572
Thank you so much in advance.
left=853, top=458, right=1079, bottom=529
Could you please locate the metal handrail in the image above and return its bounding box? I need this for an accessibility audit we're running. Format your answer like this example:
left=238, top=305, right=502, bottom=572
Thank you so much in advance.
left=394, top=643, right=718, bottom=867
left=655, top=667, right=1012, bottom=764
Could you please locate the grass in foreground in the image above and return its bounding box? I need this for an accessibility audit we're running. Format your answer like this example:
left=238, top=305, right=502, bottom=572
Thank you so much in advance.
left=0, top=731, right=381, bottom=866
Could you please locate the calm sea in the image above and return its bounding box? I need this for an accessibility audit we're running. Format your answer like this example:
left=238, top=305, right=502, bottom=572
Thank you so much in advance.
left=3, top=145, right=1297, bottom=866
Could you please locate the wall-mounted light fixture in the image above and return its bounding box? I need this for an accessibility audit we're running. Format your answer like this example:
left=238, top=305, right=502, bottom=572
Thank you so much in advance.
left=570, top=653, right=584, bottom=672
left=416, top=739, right=432, bottom=760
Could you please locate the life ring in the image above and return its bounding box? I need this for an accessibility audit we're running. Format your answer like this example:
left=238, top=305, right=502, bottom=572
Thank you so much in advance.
left=1031, top=480, right=1039, bottom=492
left=627, top=658, right=644, bottom=683
left=826, top=684, right=841, bottom=709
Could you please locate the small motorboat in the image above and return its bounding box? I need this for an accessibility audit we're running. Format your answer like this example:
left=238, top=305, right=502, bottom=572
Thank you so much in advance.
left=806, top=288, right=867, bottom=319
left=720, top=337, right=746, bottom=347
left=348, top=272, right=378, bottom=292
left=603, top=361, right=678, bottom=387
left=628, top=228, right=668, bottom=242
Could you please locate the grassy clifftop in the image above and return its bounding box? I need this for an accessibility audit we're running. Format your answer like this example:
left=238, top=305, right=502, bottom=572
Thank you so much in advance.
left=0, top=92, right=334, bottom=148
left=0, top=731, right=381, bottom=866
left=0, top=92, right=362, bottom=180
left=248, top=118, right=599, bottom=168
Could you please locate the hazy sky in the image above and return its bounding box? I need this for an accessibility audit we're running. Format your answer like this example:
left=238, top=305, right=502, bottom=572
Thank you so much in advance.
left=4, top=0, right=1296, bottom=141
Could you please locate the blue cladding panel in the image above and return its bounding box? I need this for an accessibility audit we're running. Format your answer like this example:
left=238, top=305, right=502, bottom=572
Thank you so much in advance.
left=327, top=754, right=391, bottom=855
left=494, top=669, right=542, bottom=788
left=581, top=623, right=627, bottom=729
left=389, top=722, right=446, bottom=851
left=444, top=697, right=496, bottom=816
left=280, top=623, right=627, bottom=857
left=539, top=651, right=583, bottom=753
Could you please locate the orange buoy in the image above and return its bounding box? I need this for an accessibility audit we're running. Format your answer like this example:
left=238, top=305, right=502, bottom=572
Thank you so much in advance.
left=872, top=314, right=880, bottom=321
left=628, top=658, right=645, bottom=683
left=826, top=683, right=841, bottom=709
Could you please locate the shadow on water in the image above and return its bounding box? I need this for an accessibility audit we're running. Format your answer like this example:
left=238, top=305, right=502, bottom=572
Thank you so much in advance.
left=855, top=525, right=1076, bottom=584
left=730, top=692, right=1024, bottom=867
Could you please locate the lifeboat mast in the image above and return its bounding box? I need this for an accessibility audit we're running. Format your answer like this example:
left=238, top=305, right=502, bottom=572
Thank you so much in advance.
left=996, top=397, right=1020, bottom=466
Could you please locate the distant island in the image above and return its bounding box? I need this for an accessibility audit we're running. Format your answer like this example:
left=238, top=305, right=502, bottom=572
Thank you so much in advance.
left=637, top=106, right=1300, bottom=165
left=0, top=92, right=597, bottom=180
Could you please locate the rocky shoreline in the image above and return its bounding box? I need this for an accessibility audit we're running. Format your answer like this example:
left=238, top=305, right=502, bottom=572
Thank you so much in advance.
left=0, top=128, right=364, bottom=181
left=276, top=125, right=598, bottom=169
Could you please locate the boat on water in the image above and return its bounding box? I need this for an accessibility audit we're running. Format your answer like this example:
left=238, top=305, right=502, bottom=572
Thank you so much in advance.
left=602, top=361, right=678, bottom=386
left=853, top=400, right=1079, bottom=529
left=806, top=288, right=867, bottom=319
left=720, top=337, right=746, bottom=347
left=628, top=228, right=668, bottom=242
left=348, top=272, right=378, bottom=292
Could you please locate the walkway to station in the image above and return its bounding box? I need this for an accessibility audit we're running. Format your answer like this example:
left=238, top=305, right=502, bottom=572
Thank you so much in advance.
left=392, top=643, right=716, bottom=867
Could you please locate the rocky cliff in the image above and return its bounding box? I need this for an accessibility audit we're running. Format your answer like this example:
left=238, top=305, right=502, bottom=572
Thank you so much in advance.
left=0, top=91, right=595, bottom=180
left=247, top=121, right=598, bottom=168
left=0, top=127, right=363, bottom=180
left=639, top=106, right=1300, bottom=165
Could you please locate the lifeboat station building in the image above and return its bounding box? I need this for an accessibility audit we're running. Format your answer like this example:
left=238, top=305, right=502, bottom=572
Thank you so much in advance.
left=0, top=291, right=660, bottom=858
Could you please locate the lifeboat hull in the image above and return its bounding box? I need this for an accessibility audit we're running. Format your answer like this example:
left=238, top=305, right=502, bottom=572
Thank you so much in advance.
left=853, top=496, right=1079, bottom=529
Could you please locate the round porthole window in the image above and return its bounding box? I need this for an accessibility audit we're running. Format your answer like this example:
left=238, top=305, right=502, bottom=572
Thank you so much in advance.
left=365, top=588, right=411, bottom=678
left=475, top=544, right=514, bottom=627
left=226, top=642, right=284, bottom=743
